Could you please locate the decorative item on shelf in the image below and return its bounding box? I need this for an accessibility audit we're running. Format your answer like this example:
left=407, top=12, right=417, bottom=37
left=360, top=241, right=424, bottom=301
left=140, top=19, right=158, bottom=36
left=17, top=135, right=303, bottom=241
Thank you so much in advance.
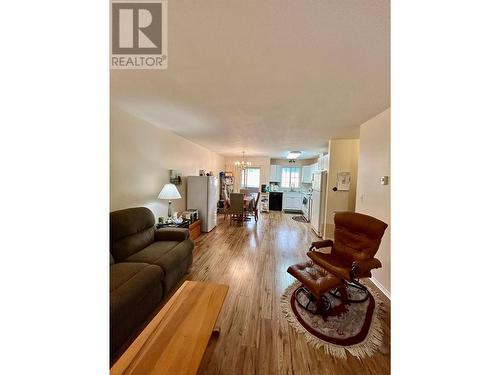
left=158, top=216, right=165, bottom=224
left=182, top=209, right=198, bottom=223
left=158, top=183, right=182, bottom=223
left=199, top=170, right=205, bottom=176
left=172, top=212, right=184, bottom=225
left=169, top=170, right=182, bottom=185
left=234, top=151, right=252, bottom=169
left=221, top=171, right=235, bottom=198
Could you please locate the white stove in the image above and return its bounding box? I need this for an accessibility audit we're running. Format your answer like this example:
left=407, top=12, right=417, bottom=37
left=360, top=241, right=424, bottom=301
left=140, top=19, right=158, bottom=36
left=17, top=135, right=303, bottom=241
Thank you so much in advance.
left=301, top=192, right=312, bottom=222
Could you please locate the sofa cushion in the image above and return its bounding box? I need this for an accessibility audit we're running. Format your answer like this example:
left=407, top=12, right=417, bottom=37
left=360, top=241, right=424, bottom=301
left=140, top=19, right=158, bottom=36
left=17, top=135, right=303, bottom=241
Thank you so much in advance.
left=124, top=240, right=192, bottom=273
left=110, top=262, right=163, bottom=311
left=110, top=262, right=163, bottom=358
left=110, top=207, right=156, bottom=262
left=124, top=239, right=194, bottom=297
left=154, top=228, right=190, bottom=242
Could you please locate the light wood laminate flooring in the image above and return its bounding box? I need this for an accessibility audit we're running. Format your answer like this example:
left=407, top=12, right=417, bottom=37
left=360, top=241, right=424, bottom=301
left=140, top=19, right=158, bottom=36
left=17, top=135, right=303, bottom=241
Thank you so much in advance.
left=188, top=212, right=390, bottom=375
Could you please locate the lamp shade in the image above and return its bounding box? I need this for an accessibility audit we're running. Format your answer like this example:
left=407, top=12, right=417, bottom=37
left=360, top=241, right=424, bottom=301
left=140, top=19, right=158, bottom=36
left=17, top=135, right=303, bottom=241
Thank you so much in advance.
left=157, top=183, right=181, bottom=200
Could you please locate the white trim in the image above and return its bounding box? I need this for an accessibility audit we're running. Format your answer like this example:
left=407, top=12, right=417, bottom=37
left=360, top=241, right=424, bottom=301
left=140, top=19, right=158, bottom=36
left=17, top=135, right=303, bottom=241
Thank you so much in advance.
left=369, top=277, right=391, bottom=299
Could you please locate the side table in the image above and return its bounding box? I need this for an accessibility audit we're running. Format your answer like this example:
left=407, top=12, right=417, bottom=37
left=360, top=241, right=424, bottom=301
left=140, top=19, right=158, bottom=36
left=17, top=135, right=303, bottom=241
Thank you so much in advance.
left=156, top=219, right=202, bottom=240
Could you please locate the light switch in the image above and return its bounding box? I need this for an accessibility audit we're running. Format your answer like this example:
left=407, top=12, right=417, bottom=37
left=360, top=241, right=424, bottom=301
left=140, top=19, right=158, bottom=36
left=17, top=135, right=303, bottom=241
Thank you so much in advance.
left=380, top=176, right=389, bottom=185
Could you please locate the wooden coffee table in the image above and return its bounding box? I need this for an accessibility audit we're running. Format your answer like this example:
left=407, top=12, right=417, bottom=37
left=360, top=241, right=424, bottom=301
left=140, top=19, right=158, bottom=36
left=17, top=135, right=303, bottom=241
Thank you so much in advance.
left=111, top=281, right=228, bottom=375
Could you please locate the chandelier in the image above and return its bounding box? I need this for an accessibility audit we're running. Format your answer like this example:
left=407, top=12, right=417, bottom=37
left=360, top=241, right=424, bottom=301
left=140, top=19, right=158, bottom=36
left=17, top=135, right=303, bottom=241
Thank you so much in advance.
left=234, top=151, right=252, bottom=169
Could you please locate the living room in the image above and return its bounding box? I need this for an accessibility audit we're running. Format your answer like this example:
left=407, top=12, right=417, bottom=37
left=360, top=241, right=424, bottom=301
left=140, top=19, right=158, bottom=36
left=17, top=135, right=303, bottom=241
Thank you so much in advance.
left=109, top=108, right=391, bottom=374
left=3, top=1, right=499, bottom=375
left=108, top=0, right=392, bottom=368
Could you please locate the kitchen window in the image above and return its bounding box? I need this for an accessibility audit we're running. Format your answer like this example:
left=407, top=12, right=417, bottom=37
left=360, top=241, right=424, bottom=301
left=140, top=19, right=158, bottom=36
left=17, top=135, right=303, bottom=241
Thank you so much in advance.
left=281, top=167, right=300, bottom=188
left=241, top=167, right=260, bottom=188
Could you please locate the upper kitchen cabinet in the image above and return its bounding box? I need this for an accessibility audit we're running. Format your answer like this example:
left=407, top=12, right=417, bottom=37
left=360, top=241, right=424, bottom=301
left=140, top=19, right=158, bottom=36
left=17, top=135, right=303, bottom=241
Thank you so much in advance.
left=317, top=154, right=330, bottom=171
left=269, top=164, right=282, bottom=182
left=301, top=165, right=313, bottom=183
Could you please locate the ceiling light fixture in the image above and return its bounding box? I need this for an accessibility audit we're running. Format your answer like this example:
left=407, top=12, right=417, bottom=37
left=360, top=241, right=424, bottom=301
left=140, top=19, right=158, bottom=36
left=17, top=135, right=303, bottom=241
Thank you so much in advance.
left=287, top=151, right=302, bottom=159
left=234, top=151, right=252, bottom=169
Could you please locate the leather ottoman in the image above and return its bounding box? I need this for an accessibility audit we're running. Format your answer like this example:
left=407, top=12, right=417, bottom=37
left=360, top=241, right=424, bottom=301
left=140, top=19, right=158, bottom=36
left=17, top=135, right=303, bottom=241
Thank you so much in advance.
left=287, top=261, right=344, bottom=315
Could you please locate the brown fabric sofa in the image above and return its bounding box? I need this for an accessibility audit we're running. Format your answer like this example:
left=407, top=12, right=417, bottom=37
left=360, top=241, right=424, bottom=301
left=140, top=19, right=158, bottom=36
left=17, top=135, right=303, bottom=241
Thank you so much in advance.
left=110, top=207, right=194, bottom=360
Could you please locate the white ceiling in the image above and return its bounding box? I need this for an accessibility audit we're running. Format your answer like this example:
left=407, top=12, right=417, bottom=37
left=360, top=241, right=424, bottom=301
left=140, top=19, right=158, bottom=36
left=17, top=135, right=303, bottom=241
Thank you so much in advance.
left=111, top=0, right=390, bottom=159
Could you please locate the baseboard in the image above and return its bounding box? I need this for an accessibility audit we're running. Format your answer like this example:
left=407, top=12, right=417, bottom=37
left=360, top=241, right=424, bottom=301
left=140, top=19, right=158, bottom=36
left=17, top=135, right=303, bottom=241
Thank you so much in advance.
left=370, top=277, right=391, bottom=300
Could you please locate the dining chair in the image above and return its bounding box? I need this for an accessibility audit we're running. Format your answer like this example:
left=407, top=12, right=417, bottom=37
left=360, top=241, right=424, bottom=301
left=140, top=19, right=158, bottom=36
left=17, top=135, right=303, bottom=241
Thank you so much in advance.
left=253, top=192, right=261, bottom=221
left=223, top=188, right=230, bottom=220
left=228, top=193, right=245, bottom=223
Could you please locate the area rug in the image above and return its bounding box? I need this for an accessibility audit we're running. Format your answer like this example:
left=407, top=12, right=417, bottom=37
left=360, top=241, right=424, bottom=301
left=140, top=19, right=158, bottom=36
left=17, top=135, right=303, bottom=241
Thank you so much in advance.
left=292, top=215, right=307, bottom=223
left=281, top=280, right=384, bottom=359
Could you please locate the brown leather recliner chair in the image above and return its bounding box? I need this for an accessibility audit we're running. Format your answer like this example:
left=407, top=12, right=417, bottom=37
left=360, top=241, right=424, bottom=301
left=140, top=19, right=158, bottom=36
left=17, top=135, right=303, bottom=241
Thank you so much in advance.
left=307, top=211, right=388, bottom=302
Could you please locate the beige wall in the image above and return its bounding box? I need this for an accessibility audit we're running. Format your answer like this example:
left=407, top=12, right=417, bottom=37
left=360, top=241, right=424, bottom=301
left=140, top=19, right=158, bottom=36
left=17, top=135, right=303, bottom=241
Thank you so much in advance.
left=356, top=108, right=390, bottom=296
left=324, top=139, right=360, bottom=238
left=110, top=106, right=225, bottom=220
left=224, top=156, right=271, bottom=190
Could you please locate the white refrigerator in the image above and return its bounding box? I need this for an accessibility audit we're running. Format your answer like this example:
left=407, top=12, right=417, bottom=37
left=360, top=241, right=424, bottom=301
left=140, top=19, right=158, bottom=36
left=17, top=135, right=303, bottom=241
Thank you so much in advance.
left=187, top=176, right=219, bottom=232
left=310, top=171, right=327, bottom=238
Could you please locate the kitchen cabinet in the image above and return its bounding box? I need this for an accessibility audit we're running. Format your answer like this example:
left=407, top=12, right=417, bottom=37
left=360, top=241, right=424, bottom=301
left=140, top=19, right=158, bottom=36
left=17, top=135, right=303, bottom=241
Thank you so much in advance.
left=282, top=192, right=302, bottom=211
left=301, top=165, right=313, bottom=183
left=269, top=165, right=282, bottom=182
left=317, top=154, right=329, bottom=171
left=311, top=163, right=319, bottom=174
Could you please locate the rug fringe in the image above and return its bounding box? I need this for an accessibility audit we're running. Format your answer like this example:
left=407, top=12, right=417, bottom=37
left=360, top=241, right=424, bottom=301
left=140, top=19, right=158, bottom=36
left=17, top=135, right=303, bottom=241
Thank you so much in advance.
left=280, top=280, right=385, bottom=360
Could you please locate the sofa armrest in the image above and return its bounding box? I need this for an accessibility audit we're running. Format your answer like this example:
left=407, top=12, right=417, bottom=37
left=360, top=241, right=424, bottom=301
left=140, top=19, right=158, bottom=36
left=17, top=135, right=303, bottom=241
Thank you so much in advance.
left=309, top=239, right=334, bottom=251
left=154, top=228, right=190, bottom=242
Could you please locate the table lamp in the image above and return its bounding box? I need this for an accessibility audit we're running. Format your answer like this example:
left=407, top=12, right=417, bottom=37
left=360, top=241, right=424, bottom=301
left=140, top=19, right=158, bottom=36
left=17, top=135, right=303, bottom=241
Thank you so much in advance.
left=158, top=183, right=181, bottom=222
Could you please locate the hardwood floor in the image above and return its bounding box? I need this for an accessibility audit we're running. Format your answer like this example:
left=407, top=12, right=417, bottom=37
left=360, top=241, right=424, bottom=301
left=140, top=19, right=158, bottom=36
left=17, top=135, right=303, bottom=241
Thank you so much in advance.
left=188, top=211, right=390, bottom=375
